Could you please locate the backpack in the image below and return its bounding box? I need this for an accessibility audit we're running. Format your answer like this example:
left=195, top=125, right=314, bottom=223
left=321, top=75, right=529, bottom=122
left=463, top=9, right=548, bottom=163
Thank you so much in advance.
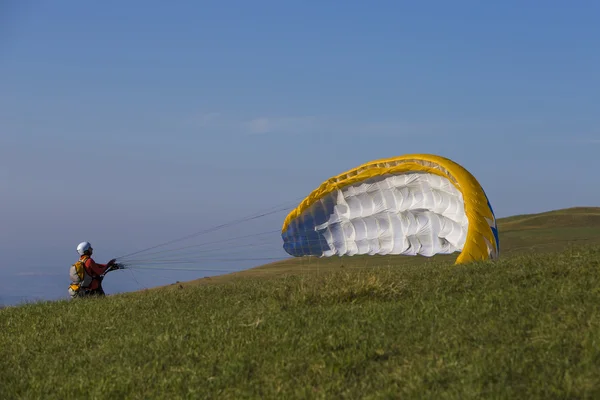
left=68, top=256, right=93, bottom=297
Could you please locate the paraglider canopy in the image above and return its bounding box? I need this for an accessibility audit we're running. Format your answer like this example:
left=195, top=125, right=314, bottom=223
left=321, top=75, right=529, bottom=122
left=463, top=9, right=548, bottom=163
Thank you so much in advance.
left=282, top=154, right=499, bottom=264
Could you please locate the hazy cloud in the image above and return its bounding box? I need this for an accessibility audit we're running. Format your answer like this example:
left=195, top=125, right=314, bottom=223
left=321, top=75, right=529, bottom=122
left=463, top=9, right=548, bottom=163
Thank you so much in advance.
left=243, top=116, right=319, bottom=135
left=245, top=117, right=271, bottom=134
left=186, top=112, right=463, bottom=137
left=14, top=272, right=63, bottom=277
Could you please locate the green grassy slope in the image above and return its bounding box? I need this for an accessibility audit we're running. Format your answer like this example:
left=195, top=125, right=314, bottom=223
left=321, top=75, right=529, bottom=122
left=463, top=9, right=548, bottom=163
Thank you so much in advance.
left=1, top=207, right=600, bottom=399
left=498, top=207, right=600, bottom=255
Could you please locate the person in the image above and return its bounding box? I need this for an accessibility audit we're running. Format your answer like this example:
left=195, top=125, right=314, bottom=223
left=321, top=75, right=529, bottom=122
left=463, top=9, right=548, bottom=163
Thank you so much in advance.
left=70, top=241, right=119, bottom=297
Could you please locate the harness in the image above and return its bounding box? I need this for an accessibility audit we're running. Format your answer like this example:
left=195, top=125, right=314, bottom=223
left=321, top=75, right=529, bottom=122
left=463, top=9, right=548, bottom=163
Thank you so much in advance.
left=68, top=255, right=93, bottom=297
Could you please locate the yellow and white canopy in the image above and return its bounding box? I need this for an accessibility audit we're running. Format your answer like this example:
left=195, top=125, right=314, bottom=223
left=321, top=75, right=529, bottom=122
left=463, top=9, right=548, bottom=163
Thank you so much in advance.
left=282, top=154, right=499, bottom=264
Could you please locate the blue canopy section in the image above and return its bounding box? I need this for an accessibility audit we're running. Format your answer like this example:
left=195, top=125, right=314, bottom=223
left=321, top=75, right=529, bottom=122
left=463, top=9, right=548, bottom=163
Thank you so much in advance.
left=482, top=188, right=500, bottom=255
left=282, top=195, right=336, bottom=257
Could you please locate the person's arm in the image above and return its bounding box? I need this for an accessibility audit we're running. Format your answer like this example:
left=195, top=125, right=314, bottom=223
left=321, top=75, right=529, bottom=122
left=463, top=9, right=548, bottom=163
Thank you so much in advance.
left=85, top=258, right=111, bottom=275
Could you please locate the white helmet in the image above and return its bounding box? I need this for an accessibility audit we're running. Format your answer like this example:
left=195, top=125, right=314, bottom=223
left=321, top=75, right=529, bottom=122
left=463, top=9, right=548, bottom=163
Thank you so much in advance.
left=76, top=241, right=93, bottom=255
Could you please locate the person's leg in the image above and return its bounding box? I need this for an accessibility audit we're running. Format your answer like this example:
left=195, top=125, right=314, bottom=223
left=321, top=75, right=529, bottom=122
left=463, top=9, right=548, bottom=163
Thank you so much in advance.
left=88, top=285, right=106, bottom=297
left=72, top=289, right=90, bottom=298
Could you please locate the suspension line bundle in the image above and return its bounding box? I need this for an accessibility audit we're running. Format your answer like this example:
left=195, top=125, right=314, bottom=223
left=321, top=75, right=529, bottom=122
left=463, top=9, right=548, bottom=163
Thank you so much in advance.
left=113, top=198, right=304, bottom=274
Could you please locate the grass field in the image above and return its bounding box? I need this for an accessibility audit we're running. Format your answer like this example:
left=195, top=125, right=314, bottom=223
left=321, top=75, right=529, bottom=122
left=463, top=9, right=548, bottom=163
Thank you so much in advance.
left=1, top=207, right=600, bottom=399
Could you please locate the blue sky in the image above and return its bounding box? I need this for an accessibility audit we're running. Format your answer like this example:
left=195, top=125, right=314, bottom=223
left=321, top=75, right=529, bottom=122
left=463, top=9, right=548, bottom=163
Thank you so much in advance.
left=1, top=1, right=599, bottom=305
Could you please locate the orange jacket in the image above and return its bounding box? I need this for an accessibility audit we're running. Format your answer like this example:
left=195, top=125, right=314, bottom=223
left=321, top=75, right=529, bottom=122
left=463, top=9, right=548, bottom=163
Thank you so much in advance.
left=81, top=256, right=110, bottom=291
